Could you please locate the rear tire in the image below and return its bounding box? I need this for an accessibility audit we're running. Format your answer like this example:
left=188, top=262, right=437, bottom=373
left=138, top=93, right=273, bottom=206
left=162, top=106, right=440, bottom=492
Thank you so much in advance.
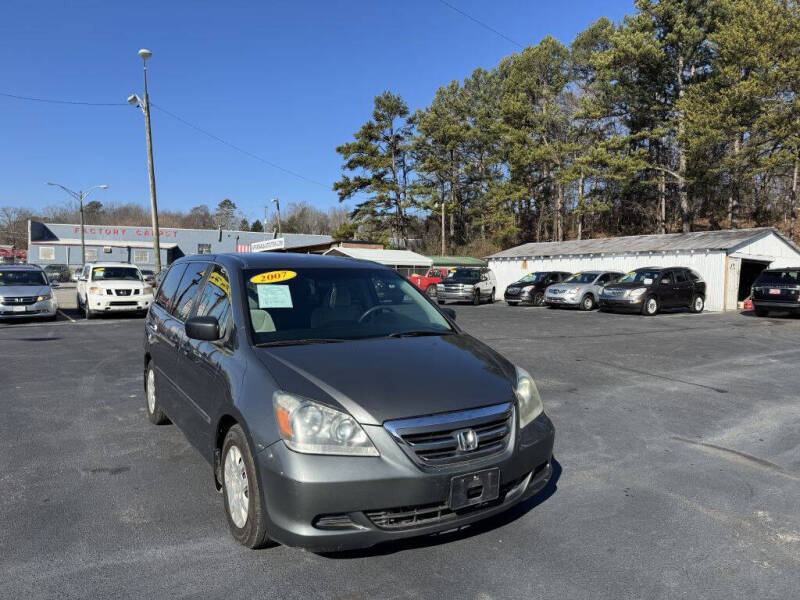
left=689, top=295, right=704, bottom=313
left=642, top=296, right=659, bottom=316
left=222, top=425, right=274, bottom=549
left=579, top=294, right=595, bottom=311
left=145, top=362, right=170, bottom=425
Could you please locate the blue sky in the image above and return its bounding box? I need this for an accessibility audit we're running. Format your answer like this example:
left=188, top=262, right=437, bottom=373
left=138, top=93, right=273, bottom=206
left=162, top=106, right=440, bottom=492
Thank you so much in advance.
left=1, top=0, right=631, bottom=222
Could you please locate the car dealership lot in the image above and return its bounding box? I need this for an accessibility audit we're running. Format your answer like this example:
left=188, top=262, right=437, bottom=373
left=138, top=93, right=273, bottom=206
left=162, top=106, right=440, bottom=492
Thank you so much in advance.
left=1, top=306, right=798, bottom=599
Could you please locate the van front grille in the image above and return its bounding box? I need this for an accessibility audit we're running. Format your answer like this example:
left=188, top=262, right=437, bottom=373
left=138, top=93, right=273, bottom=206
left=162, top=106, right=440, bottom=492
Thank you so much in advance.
left=384, top=403, right=513, bottom=468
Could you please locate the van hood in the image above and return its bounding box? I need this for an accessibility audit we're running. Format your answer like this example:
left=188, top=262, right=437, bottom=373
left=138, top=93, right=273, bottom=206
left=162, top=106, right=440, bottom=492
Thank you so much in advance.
left=254, top=334, right=517, bottom=425
left=0, top=284, right=51, bottom=298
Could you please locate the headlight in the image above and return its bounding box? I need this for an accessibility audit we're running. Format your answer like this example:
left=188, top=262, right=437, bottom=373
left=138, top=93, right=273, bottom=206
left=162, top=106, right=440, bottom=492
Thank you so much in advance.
left=273, top=392, right=379, bottom=456
left=88, top=286, right=104, bottom=295
left=514, top=366, right=544, bottom=429
left=628, top=287, right=647, bottom=298
left=566, top=287, right=580, bottom=296
left=143, top=285, right=153, bottom=295
left=37, top=293, right=52, bottom=302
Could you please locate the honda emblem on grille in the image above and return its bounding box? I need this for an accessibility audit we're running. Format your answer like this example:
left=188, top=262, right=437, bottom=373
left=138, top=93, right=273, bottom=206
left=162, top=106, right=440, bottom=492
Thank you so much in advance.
left=454, top=428, right=478, bottom=452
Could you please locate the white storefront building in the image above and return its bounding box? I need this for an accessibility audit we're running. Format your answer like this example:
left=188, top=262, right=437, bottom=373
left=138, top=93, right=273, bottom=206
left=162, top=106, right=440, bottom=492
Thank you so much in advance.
left=487, top=228, right=800, bottom=312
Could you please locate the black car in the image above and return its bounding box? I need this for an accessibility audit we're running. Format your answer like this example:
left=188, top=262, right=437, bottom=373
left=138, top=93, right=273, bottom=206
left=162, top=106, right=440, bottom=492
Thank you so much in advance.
left=751, top=267, right=800, bottom=316
left=42, top=263, right=71, bottom=282
left=143, top=253, right=555, bottom=551
left=504, top=271, right=571, bottom=306
left=599, top=267, right=706, bottom=315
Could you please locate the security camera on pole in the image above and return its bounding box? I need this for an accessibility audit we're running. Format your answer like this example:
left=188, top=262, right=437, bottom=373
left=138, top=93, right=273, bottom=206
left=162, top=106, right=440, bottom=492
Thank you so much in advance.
left=128, top=48, right=162, bottom=274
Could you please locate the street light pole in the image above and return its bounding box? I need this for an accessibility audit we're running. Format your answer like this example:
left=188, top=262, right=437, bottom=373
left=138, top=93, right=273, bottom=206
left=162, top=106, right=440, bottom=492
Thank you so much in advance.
left=139, top=49, right=161, bottom=274
left=128, top=48, right=162, bottom=273
left=264, top=204, right=268, bottom=240
left=46, top=183, right=108, bottom=265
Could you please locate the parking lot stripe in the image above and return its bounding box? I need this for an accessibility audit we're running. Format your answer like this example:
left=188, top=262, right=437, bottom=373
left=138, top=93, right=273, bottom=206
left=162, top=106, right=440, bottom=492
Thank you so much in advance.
left=58, top=310, right=76, bottom=323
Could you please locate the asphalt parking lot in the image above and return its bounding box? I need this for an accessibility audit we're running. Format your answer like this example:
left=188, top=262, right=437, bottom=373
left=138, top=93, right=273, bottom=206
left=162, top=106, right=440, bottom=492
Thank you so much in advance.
left=1, top=302, right=798, bottom=599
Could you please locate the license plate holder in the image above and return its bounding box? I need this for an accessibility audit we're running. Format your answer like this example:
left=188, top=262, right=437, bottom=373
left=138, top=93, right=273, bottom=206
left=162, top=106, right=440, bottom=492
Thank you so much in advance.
left=12, top=305, right=26, bottom=313
left=769, top=289, right=781, bottom=295
left=449, top=467, right=500, bottom=511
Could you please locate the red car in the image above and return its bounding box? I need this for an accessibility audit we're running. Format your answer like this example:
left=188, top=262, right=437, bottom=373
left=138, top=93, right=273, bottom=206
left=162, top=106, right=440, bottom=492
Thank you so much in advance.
left=408, top=267, right=453, bottom=298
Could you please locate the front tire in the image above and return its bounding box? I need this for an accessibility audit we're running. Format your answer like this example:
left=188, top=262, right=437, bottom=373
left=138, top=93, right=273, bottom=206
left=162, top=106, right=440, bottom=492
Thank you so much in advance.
left=472, top=290, right=481, bottom=306
left=426, top=285, right=437, bottom=299
left=532, top=292, right=545, bottom=307
left=579, top=294, right=595, bottom=311
left=145, top=362, right=170, bottom=425
left=489, top=288, right=495, bottom=304
left=222, top=425, right=273, bottom=549
left=642, top=296, right=659, bottom=316
left=690, top=295, right=704, bottom=313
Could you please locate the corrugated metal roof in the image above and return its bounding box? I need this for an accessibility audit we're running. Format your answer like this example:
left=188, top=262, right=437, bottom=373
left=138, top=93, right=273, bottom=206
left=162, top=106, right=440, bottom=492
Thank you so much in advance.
left=487, top=228, right=798, bottom=259
left=324, top=247, right=433, bottom=267
left=428, top=255, right=487, bottom=267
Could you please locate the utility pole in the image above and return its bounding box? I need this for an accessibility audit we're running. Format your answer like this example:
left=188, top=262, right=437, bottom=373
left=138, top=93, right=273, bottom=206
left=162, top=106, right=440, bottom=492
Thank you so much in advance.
left=128, top=48, right=162, bottom=273
left=272, top=198, right=281, bottom=237
left=264, top=204, right=268, bottom=239
left=441, top=201, right=446, bottom=256
left=47, top=183, right=108, bottom=265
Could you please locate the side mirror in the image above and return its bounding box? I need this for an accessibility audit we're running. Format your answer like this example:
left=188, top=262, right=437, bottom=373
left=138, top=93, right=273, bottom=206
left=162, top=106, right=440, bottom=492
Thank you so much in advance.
left=442, top=307, right=456, bottom=321
left=185, top=315, right=221, bottom=341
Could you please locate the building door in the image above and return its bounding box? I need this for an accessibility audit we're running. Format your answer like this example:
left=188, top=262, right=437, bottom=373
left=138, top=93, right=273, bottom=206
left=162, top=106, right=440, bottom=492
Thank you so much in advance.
left=738, top=259, right=771, bottom=303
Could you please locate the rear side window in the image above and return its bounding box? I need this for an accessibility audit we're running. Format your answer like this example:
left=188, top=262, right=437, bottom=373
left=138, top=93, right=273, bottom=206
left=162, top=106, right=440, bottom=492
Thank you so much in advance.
left=155, top=264, right=187, bottom=313
left=195, top=265, right=232, bottom=338
left=675, top=270, right=687, bottom=283
left=173, top=262, right=210, bottom=321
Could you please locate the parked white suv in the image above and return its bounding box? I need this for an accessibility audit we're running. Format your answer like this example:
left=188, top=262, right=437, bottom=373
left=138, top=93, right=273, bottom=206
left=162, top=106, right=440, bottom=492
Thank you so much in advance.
left=76, top=262, right=154, bottom=319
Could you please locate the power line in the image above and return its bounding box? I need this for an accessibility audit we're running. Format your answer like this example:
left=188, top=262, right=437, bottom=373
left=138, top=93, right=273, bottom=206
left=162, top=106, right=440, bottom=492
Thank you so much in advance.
left=150, top=103, right=328, bottom=188
left=0, top=91, right=127, bottom=106
left=0, top=89, right=329, bottom=189
left=436, top=0, right=525, bottom=49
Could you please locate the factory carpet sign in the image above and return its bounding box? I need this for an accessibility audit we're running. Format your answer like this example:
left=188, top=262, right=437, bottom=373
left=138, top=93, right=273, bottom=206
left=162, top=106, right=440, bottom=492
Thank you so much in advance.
left=72, top=226, right=180, bottom=238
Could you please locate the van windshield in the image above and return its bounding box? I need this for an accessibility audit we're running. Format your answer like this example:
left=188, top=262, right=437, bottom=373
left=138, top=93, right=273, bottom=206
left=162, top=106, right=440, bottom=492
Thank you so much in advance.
left=446, top=268, right=481, bottom=283
left=0, top=270, right=48, bottom=286
left=245, top=267, right=453, bottom=345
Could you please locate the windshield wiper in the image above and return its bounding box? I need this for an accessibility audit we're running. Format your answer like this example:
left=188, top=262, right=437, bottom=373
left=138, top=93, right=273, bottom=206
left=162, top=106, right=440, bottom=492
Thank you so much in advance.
left=255, top=338, right=345, bottom=347
left=386, top=330, right=453, bottom=338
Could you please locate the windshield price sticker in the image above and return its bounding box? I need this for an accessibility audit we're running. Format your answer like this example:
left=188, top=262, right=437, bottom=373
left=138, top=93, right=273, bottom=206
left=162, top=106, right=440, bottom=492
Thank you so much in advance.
left=250, top=270, right=296, bottom=284
left=257, top=284, right=293, bottom=308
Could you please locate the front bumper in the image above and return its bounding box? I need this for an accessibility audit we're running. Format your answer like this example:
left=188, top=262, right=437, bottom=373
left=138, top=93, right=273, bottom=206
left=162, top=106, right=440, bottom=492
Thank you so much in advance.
left=545, top=294, right=580, bottom=306
left=255, top=413, right=555, bottom=552
left=599, top=297, right=644, bottom=312
left=504, top=290, right=533, bottom=303
left=437, top=289, right=476, bottom=302
left=0, top=299, right=57, bottom=319
left=87, top=293, right=153, bottom=313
